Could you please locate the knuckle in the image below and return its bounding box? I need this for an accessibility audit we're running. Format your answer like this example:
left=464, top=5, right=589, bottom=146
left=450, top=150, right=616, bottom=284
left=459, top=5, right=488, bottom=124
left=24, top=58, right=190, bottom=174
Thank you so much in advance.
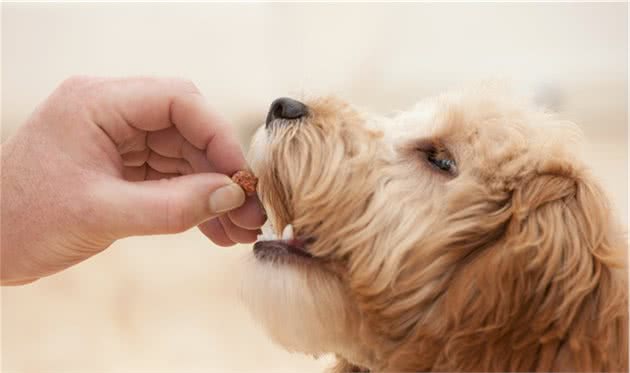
left=174, top=78, right=200, bottom=95
left=58, top=75, right=94, bottom=92
left=52, top=76, right=103, bottom=109
left=39, top=77, right=95, bottom=121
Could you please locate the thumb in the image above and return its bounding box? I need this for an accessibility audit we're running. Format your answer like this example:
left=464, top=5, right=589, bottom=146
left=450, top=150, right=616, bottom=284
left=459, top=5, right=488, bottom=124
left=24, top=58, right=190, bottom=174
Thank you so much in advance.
left=100, top=173, right=246, bottom=236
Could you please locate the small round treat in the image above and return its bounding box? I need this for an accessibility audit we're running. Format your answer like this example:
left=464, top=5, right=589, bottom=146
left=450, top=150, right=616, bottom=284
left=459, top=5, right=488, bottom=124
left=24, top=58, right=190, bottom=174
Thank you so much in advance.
left=231, top=170, right=258, bottom=195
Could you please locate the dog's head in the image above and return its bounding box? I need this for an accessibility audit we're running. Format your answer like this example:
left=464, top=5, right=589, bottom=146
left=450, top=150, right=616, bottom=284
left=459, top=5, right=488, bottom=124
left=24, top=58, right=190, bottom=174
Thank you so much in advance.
left=241, top=87, right=627, bottom=371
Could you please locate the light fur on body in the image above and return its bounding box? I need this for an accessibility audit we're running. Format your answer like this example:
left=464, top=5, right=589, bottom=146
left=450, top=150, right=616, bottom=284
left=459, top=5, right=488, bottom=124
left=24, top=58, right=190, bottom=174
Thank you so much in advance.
left=240, top=86, right=628, bottom=372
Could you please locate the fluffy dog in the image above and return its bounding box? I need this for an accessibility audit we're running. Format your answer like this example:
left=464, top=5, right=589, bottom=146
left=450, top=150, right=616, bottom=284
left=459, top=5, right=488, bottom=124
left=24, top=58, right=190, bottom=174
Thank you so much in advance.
left=240, top=86, right=628, bottom=371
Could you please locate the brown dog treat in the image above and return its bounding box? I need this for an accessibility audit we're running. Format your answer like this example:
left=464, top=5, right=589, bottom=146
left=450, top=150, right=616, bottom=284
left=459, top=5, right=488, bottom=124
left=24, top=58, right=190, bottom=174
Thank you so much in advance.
left=232, top=170, right=258, bottom=195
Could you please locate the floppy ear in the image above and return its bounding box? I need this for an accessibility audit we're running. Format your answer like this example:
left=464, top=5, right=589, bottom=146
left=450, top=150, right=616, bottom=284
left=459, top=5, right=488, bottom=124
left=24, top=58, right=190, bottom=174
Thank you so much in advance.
left=442, top=170, right=628, bottom=371
left=386, top=168, right=627, bottom=371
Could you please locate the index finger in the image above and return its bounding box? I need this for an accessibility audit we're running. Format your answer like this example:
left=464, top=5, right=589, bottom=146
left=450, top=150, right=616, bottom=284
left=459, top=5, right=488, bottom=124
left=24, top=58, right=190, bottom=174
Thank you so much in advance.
left=91, top=76, right=247, bottom=175
left=170, top=93, right=247, bottom=175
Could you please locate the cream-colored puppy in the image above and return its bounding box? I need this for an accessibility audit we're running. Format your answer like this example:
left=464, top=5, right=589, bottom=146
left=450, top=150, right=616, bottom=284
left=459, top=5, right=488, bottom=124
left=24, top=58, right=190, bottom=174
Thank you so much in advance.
left=241, top=87, right=628, bottom=372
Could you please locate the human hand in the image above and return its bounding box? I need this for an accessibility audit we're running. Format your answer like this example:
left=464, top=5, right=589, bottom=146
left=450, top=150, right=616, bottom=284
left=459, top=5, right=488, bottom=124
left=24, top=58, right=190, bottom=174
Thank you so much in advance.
left=1, top=76, right=265, bottom=285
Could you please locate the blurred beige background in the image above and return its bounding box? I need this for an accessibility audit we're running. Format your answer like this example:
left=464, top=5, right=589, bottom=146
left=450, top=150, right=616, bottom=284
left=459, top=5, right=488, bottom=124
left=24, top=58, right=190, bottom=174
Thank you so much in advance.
left=1, top=3, right=627, bottom=372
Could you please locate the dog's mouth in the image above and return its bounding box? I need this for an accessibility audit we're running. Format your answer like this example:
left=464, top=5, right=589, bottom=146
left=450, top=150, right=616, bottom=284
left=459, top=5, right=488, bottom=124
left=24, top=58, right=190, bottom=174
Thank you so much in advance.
left=253, top=223, right=316, bottom=262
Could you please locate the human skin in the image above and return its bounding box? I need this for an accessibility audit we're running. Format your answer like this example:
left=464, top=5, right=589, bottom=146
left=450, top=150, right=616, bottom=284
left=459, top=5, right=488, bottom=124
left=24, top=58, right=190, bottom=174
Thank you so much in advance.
left=0, top=76, right=265, bottom=285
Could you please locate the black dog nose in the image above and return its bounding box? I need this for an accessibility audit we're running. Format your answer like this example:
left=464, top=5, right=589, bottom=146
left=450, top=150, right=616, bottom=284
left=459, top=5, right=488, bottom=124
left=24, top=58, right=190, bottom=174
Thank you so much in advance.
left=266, top=97, right=308, bottom=127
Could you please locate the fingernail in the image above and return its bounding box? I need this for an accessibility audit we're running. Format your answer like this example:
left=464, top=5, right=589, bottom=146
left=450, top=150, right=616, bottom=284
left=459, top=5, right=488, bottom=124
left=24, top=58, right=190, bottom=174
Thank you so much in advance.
left=209, top=183, right=246, bottom=214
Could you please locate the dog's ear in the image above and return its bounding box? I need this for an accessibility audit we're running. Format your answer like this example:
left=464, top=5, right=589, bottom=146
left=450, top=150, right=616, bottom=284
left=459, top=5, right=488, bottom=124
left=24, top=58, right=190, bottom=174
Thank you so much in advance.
left=442, top=168, right=627, bottom=370
left=386, top=167, right=627, bottom=371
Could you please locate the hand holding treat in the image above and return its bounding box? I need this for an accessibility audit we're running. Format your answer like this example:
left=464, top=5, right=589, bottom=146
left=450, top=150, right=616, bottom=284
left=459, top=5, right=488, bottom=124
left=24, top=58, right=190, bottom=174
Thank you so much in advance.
left=1, top=76, right=266, bottom=285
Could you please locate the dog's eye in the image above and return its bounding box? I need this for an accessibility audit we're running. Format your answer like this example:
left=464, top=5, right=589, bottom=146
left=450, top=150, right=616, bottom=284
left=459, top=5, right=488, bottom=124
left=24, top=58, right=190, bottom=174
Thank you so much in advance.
left=427, top=151, right=455, bottom=172
left=411, top=139, right=458, bottom=176
left=423, top=146, right=457, bottom=175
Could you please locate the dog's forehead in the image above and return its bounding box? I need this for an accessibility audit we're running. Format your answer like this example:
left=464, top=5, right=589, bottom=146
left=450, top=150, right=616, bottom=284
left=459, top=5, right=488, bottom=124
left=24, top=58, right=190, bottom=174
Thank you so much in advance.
left=363, top=100, right=440, bottom=148
left=380, top=99, right=476, bottom=150
left=373, top=94, right=544, bottom=170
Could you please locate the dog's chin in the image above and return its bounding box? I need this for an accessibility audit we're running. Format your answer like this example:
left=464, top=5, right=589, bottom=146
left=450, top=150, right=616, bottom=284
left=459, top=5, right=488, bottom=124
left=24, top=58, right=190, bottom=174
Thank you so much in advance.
left=240, top=191, right=359, bottom=360
left=240, top=245, right=355, bottom=357
left=241, top=215, right=374, bottom=365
